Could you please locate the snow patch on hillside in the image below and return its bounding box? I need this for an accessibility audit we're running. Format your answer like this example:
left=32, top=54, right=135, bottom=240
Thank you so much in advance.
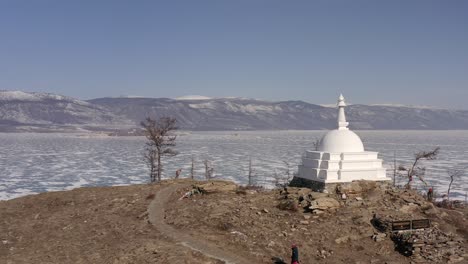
left=188, top=102, right=216, bottom=109
left=0, top=90, right=91, bottom=106
left=176, top=95, right=212, bottom=100
left=0, top=91, right=40, bottom=101
left=370, top=104, right=440, bottom=109
left=188, top=100, right=277, bottom=114
left=235, top=104, right=275, bottom=114
left=117, top=95, right=146, bottom=98
left=319, top=104, right=336, bottom=108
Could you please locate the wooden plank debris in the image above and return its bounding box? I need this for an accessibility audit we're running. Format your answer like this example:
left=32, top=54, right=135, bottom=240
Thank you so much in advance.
left=391, top=219, right=430, bottom=231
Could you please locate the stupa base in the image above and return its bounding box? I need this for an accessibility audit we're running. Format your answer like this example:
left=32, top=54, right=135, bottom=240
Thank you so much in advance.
left=289, top=176, right=391, bottom=193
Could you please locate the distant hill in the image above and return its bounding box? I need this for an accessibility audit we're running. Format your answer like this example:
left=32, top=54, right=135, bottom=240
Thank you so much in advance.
left=88, top=97, right=468, bottom=130
left=87, top=97, right=334, bottom=130
left=1, top=90, right=468, bottom=132
left=0, top=91, right=130, bottom=132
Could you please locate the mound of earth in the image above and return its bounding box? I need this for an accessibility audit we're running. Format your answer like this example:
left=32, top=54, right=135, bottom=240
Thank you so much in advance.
left=1, top=179, right=467, bottom=263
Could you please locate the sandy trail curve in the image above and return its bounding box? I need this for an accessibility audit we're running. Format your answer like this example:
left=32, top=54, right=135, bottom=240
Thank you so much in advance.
left=148, top=183, right=255, bottom=264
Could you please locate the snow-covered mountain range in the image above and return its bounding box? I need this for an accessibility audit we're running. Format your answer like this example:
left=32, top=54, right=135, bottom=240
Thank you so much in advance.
left=1, top=90, right=468, bottom=132
left=0, top=91, right=130, bottom=132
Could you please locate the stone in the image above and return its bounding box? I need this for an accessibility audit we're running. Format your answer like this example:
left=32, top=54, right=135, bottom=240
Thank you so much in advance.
left=197, top=181, right=237, bottom=193
left=399, top=203, right=419, bottom=213
left=310, top=192, right=329, bottom=200
left=277, top=199, right=298, bottom=211
left=420, top=203, right=435, bottom=211
left=448, top=256, right=464, bottom=263
left=338, top=182, right=363, bottom=194
left=335, top=236, right=349, bottom=244
left=137, top=211, right=149, bottom=219
left=335, top=235, right=362, bottom=244
left=297, top=188, right=312, bottom=196
left=309, top=197, right=340, bottom=210
left=372, top=233, right=387, bottom=242
left=422, top=207, right=437, bottom=215
left=300, top=200, right=310, bottom=208
left=299, top=220, right=309, bottom=225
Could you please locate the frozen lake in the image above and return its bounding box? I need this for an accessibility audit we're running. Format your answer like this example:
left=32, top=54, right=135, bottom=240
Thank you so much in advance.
left=1, top=131, right=467, bottom=200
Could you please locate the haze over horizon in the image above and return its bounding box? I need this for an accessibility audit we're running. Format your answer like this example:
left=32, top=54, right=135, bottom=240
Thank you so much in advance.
left=1, top=0, right=467, bottom=109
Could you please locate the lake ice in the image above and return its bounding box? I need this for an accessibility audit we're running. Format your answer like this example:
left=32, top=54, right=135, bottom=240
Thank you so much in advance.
left=0, top=130, right=467, bottom=200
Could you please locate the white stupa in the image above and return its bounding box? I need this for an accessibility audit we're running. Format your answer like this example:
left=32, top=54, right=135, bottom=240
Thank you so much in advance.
left=297, top=94, right=389, bottom=183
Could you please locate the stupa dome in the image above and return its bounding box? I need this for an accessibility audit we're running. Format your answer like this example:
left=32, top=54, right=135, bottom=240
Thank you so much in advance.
left=319, top=129, right=364, bottom=152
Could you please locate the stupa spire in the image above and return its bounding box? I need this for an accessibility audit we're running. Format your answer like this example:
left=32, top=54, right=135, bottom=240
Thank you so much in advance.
left=337, top=94, right=349, bottom=130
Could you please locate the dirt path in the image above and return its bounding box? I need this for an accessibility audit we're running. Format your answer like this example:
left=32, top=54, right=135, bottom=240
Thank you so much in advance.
left=148, top=183, right=255, bottom=264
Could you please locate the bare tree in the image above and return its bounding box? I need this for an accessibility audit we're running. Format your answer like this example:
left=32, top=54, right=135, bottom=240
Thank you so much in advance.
left=446, top=169, right=463, bottom=201
left=393, top=150, right=397, bottom=187
left=143, top=147, right=158, bottom=183
left=273, top=169, right=280, bottom=187
left=175, top=168, right=182, bottom=179
left=283, top=160, right=291, bottom=182
left=248, top=157, right=254, bottom=186
left=204, top=159, right=214, bottom=180
left=398, top=147, right=440, bottom=189
left=312, top=137, right=321, bottom=151
left=141, top=117, right=178, bottom=182
left=273, top=161, right=292, bottom=188
left=190, top=156, right=195, bottom=180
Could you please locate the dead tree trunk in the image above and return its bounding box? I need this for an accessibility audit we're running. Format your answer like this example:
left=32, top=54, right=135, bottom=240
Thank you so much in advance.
left=447, top=169, right=463, bottom=201
left=190, top=156, right=195, bottom=180
left=204, top=160, right=213, bottom=180
left=248, top=158, right=253, bottom=186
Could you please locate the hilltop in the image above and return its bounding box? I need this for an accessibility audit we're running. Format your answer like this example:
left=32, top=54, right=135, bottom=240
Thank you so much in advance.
left=1, top=179, right=466, bottom=263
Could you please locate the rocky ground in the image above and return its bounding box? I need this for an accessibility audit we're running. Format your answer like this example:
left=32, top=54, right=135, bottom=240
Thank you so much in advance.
left=1, top=179, right=467, bottom=263
left=0, top=181, right=222, bottom=264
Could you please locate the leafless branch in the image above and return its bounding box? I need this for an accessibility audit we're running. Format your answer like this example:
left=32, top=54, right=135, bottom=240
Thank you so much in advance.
left=398, top=147, right=440, bottom=189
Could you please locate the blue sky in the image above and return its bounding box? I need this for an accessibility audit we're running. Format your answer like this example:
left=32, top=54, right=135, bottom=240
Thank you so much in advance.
left=0, top=0, right=467, bottom=108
